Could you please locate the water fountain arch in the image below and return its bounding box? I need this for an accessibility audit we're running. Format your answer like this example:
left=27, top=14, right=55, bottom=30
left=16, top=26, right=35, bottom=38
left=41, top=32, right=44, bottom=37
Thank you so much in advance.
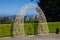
left=13, top=3, right=49, bottom=37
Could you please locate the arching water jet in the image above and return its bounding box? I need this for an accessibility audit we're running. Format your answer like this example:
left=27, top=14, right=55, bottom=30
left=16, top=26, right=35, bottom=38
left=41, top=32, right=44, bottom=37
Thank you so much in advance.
left=13, top=3, right=49, bottom=37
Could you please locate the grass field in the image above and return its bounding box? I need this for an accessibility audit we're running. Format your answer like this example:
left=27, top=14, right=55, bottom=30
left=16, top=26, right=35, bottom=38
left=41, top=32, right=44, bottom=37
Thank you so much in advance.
left=48, top=22, right=60, bottom=33
left=0, top=22, right=60, bottom=37
left=0, top=24, right=11, bottom=37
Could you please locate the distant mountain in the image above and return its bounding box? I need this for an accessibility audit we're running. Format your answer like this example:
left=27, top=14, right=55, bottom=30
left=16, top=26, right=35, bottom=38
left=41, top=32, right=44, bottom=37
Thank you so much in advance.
left=0, top=15, right=16, bottom=18
left=7, top=15, right=16, bottom=18
left=0, top=14, right=38, bottom=19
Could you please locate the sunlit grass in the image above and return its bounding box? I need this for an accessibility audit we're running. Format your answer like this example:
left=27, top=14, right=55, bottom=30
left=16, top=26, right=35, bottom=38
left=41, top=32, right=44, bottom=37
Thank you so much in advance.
left=0, top=22, right=60, bottom=37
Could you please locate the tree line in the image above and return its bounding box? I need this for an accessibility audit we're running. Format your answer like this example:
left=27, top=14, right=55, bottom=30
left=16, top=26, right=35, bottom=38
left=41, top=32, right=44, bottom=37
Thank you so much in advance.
left=0, top=16, right=13, bottom=24
left=0, top=16, right=38, bottom=24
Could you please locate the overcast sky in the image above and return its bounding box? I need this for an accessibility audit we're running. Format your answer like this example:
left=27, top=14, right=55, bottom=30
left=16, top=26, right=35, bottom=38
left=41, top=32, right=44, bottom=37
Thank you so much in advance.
left=0, top=0, right=39, bottom=16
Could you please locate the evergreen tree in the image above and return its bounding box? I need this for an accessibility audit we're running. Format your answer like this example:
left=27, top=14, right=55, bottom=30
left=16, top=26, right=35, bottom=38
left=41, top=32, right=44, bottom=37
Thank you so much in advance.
left=37, top=0, right=60, bottom=22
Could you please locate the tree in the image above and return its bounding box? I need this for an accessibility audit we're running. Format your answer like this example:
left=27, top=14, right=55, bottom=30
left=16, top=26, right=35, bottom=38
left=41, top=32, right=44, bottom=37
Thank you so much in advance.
left=37, top=0, right=60, bottom=22
left=0, top=16, right=12, bottom=24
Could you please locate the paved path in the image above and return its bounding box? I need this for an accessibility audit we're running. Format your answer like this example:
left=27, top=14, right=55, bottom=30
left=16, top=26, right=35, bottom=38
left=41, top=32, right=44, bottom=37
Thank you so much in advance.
left=0, top=33, right=60, bottom=40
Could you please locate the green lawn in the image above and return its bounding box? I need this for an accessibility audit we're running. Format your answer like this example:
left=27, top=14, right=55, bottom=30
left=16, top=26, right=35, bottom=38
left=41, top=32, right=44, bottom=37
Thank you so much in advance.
left=0, top=22, right=60, bottom=37
left=0, top=24, right=11, bottom=37
left=48, top=22, right=60, bottom=33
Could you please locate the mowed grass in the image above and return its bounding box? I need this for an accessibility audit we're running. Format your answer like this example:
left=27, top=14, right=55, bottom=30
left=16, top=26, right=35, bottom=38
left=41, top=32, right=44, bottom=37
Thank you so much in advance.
left=0, top=22, right=60, bottom=37
left=48, top=22, right=60, bottom=33
left=24, top=23, right=34, bottom=35
left=0, top=24, right=11, bottom=37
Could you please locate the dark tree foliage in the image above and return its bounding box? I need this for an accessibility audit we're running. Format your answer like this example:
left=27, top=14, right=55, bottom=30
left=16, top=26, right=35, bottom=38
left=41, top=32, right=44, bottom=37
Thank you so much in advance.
left=37, top=0, right=60, bottom=22
left=0, top=16, right=12, bottom=24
